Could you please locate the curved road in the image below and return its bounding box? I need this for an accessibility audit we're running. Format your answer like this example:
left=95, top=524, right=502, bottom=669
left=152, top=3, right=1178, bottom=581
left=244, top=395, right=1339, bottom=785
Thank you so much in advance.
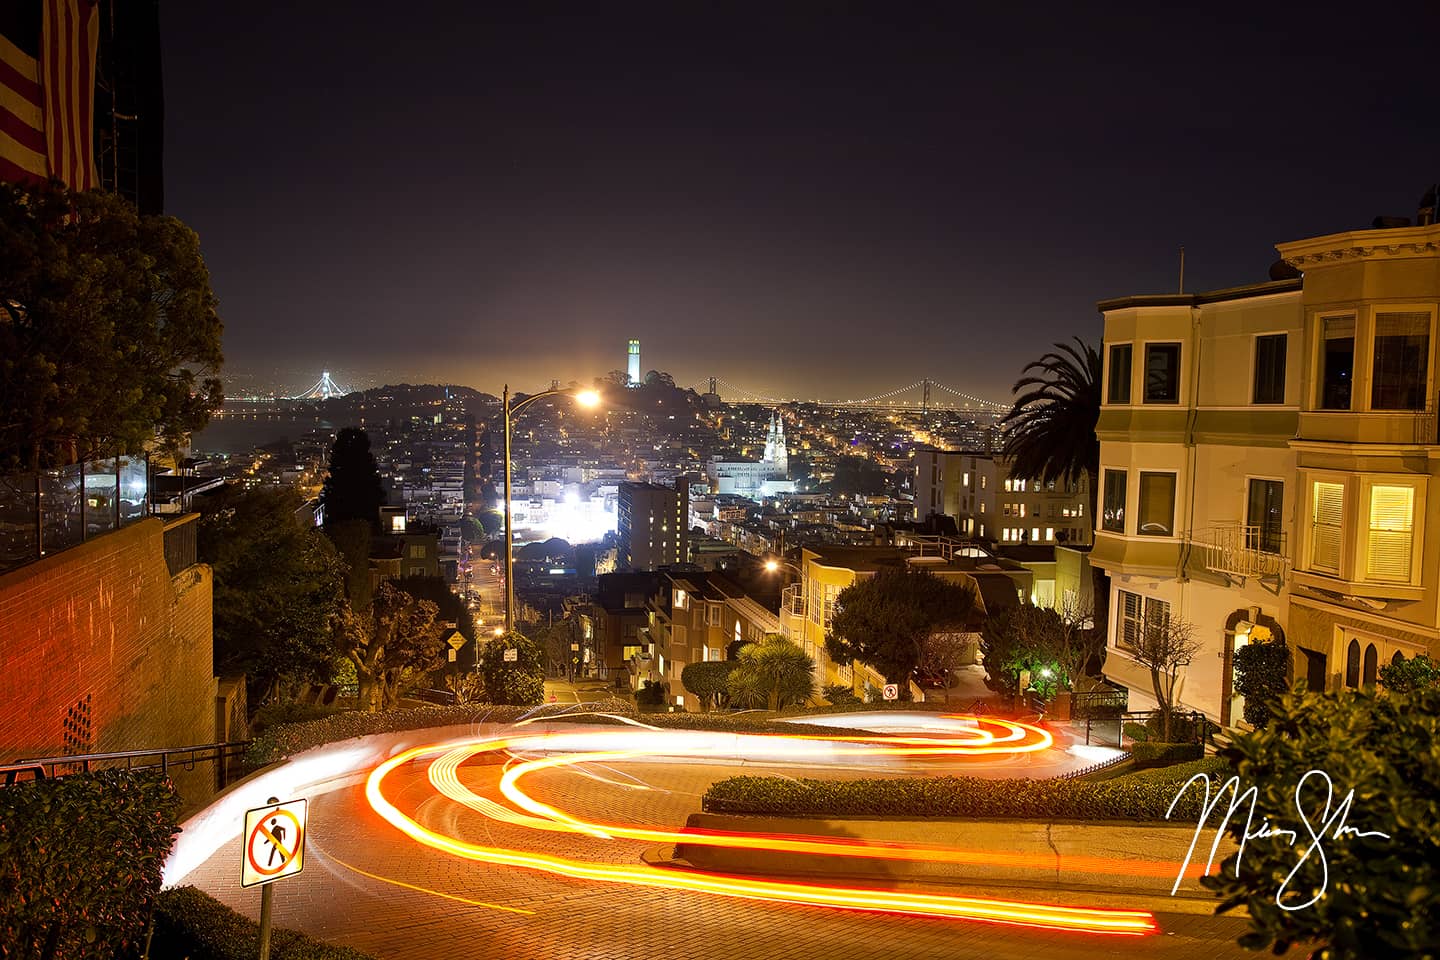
left=176, top=717, right=1253, bottom=959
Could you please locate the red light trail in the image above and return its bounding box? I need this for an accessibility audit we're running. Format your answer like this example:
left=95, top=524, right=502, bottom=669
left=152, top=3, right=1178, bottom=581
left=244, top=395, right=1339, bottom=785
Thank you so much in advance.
left=364, top=715, right=1161, bottom=936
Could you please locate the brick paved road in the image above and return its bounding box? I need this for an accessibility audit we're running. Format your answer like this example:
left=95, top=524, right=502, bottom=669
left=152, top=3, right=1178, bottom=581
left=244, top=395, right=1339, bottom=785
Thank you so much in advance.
left=183, top=751, right=1255, bottom=960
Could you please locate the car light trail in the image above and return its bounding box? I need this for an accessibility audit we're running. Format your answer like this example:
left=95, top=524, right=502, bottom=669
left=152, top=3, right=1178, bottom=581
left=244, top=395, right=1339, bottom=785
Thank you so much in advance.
left=364, top=716, right=1160, bottom=936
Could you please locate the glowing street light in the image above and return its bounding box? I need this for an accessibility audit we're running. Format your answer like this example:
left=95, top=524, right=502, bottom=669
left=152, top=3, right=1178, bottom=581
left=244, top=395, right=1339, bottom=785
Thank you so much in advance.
left=501, top=384, right=603, bottom=635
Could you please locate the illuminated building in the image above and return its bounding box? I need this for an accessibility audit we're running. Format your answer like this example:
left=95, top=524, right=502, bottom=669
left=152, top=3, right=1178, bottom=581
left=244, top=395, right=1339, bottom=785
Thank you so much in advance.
left=627, top=338, right=641, bottom=386
left=913, top=449, right=1090, bottom=547
left=1092, top=203, right=1440, bottom=726
left=706, top=410, right=792, bottom=496
left=617, top=480, right=688, bottom=571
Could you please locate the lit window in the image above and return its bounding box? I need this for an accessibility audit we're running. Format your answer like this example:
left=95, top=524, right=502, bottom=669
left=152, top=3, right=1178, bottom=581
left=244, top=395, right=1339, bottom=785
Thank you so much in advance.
left=1031, top=527, right=1040, bottom=542
left=1004, top=479, right=1013, bottom=492
left=1310, top=481, right=1345, bottom=574
left=1046, top=527, right=1054, bottom=540
left=963, top=472, right=970, bottom=487
left=1367, top=485, right=1414, bottom=581
left=1019, top=503, right=1027, bottom=518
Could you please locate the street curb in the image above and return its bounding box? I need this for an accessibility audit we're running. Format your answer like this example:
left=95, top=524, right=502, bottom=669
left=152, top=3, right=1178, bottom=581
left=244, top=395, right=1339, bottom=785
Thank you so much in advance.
left=638, top=844, right=1249, bottom=919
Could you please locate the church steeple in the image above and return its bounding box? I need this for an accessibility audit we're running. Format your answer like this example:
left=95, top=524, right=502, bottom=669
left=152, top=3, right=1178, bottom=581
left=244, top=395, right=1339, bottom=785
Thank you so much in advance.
left=763, top=409, right=787, bottom=478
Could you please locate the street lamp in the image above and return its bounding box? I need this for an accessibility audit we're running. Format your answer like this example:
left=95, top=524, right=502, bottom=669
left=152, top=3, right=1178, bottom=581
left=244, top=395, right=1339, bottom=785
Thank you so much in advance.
left=501, top=384, right=601, bottom=635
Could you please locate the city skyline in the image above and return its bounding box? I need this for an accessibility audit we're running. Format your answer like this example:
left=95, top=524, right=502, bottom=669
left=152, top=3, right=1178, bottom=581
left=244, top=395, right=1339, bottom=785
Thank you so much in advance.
left=162, top=5, right=1440, bottom=399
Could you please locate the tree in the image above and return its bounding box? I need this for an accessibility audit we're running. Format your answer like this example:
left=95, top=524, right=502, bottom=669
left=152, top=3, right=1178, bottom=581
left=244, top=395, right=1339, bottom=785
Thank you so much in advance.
left=1028, top=596, right=1103, bottom=693
left=320, top=427, right=383, bottom=529
left=1202, top=683, right=1439, bottom=959
left=336, top=581, right=444, bottom=711
left=197, top=485, right=347, bottom=706
left=1128, top=613, right=1201, bottom=740
left=1232, top=628, right=1290, bottom=727
left=979, top=605, right=1063, bottom=704
left=0, top=180, right=223, bottom=469
left=643, top=369, right=675, bottom=388
left=480, top=632, right=545, bottom=705
left=1000, top=338, right=1106, bottom=629
left=1378, top=653, right=1440, bottom=694
left=727, top=636, right=814, bottom=711
left=827, top=568, right=981, bottom=699
left=681, top=661, right=736, bottom=712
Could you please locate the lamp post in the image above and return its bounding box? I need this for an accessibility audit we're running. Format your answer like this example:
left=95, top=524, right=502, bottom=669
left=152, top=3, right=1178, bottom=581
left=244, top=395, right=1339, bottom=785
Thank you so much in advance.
left=501, top=384, right=600, bottom=635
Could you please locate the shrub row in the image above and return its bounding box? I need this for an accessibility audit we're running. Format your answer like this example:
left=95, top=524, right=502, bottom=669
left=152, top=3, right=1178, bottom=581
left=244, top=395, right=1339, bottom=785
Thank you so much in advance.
left=0, top=769, right=181, bottom=960
left=244, top=699, right=634, bottom=766
left=1118, top=755, right=1231, bottom=784
left=151, top=886, right=373, bottom=960
left=561, top=711, right=877, bottom=738
left=1129, top=741, right=1204, bottom=767
left=702, top=771, right=1226, bottom=822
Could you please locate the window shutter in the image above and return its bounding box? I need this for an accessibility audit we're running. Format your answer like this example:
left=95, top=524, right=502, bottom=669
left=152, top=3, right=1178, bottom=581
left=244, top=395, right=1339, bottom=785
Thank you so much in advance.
left=1366, top=485, right=1414, bottom=581
left=1310, top=482, right=1345, bottom=573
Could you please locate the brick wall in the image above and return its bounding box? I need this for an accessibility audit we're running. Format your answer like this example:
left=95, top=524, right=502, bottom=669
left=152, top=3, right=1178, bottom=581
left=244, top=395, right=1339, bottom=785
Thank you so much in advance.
left=0, top=518, right=218, bottom=800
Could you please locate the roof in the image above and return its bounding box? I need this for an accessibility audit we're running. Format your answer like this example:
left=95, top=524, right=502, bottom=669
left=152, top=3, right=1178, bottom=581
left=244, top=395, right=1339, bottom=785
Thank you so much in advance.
left=1096, top=277, right=1301, bottom=313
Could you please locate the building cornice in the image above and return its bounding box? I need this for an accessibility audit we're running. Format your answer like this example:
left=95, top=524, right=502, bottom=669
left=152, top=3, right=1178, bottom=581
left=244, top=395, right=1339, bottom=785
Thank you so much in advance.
left=1097, top=278, right=1301, bottom=313
left=1277, top=223, right=1440, bottom=268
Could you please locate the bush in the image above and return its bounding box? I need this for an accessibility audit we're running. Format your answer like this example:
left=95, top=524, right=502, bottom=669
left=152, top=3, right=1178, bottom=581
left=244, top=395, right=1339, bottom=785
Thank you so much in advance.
left=480, top=633, right=545, bottom=705
left=244, top=699, right=634, bottom=767
left=727, top=636, right=814, bottom=710
left=1377, top=653, right=1440, bottom=694
left=703, top=770, right=1228, bottom=822
left=822, top=683, right=861, bottom=706
left=250, top=701, right=342, bottom=735
left=1233, top=639, right=1289, bottom=727
left=681, top=661, right=735, bottom=711
left=1143, top=710, right=1211, bottom=743
left=1128, top=741, right=1204, bottom=767
left=1123, top=721, right=1150, bottom=743
left=152, top=886, right=374, bottom=960
left=1203, top=683, right=1440, bottom=959
left=1117, top=755, right=1231, bottom=784
left=635, top=680, right=668, bottom=710
left=0, top=770, right=181, bottom=959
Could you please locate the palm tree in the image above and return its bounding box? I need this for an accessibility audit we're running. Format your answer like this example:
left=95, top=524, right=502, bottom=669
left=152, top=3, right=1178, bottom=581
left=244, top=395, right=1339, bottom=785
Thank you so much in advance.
left=1000, top=338, right=1107, bottom=664
left=1000, top=337, right=1101, bottom=519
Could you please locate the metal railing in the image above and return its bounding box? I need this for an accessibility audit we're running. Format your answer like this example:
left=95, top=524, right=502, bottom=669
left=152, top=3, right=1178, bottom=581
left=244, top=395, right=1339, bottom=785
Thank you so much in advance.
left=1199, top=524, right=1287, bottom=580
left=3, top=741, right=252, bottom=788
left=0, top=454, right=151, bottom=575
left=1056, top=752, right=1130, bottom=780
left=162, top=513, right=199, bottom=575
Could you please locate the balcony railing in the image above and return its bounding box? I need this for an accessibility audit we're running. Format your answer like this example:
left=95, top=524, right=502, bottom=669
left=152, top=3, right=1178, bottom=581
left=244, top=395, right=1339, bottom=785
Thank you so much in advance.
left=1199, top=524, right=1287, bottom=580
left=0, top=455, right=151, bottom=576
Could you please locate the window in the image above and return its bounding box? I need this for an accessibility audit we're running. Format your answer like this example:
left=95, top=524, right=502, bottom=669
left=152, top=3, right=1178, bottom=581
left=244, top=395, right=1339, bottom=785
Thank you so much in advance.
left=1118, top=591, right=1170, bottom=651
left=1143, top=343, right=1181, bottom=403
left=408, top=544, right=426, bottom=558
left=1136, top=472, right=1176, bottom=536
left=674, top=588, right=688, bottom=609
left=1371, top=312, right=1430, bottom=411
left=1320, top=316, right=1355, bottom=410
left=1107, top=343, right=1132, bottom=404
left=1102, top=470, right=1126, bottom=533
left=1363, top=644, right=1379, bottom=686
left=1031, top=527, right=1040, bottom=542
left=1253, top=334, right=1287, bottom=404
left=1310, top=481, right=1345, bottom=573
left=1246, top=479, right=1284, bottom=554
left=1345, top=638, right=1360, bottom=687
left=1366, top=484, right=1414, bottom=581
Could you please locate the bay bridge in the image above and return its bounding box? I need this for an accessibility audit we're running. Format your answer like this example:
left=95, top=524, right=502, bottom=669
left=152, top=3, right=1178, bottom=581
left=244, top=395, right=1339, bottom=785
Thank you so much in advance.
left=688, top=377, right=1010, bottom=414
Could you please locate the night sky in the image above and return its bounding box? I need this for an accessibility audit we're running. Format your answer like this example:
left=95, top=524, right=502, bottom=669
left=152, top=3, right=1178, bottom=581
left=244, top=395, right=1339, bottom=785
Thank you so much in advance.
left=162, top=4, right=1440, bottom=402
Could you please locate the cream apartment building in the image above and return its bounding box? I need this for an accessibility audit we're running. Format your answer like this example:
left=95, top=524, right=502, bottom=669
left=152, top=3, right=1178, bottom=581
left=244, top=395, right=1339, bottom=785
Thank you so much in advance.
left=1093, top=218, right=1440, bottom=726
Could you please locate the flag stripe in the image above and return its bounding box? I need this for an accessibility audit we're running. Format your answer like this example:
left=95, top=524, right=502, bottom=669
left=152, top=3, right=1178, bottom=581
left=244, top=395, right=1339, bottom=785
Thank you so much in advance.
left=0, top=98, right=45, bottom=154
left=0, top=126, right=45, bottom=176
left=0, top=148, right=44, bottom=183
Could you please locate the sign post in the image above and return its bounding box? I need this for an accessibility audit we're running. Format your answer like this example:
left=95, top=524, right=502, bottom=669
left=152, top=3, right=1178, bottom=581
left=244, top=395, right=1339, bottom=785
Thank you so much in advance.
left=242, top=796, right=308, bottom=960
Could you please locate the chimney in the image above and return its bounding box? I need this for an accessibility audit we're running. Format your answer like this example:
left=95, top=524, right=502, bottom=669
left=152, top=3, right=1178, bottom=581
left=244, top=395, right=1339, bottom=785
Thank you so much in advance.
left=1419, top=183, right=1439, bottom=227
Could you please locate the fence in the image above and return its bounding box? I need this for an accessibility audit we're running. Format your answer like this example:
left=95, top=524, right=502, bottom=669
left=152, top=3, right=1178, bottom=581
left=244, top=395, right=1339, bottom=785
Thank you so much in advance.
left=0, top=455, right=150, bottom=575
left=1, top=741, right=251, bottom=791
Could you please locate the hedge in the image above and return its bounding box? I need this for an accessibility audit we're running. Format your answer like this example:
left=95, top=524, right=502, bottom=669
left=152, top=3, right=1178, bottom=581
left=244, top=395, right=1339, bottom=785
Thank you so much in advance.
left=0, top=769, right=181, bottom=959
left=151, top=886, right=374, bottom=960
left=1128, top=741, right=1204, bottom=767
left=702, top=771, right=1227, bottom=822
left=1118, top=755, right=1230, bottom=784
left=244, top=699, right=634, bottom=767
left=560, top=711, right=878, bottom=738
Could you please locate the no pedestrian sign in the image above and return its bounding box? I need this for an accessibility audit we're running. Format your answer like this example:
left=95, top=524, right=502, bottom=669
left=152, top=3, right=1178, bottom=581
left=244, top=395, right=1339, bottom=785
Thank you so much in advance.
left=882, top=683, right=899, bottom=701
left=241, top=798, right=307, bottom=888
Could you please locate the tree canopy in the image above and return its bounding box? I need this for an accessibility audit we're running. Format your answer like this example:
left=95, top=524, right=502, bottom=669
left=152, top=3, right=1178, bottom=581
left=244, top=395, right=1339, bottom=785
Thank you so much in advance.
left=727, top=636, right=814, bottom=711
left=0, top=180, right=224, bottom=469
left=320, top=427, right=383, bottom=528
left=336, top=580, right=444, bottom=711
left=197, top=485, right=347, bottom=706
left=827, top=568, right=981, bottom=697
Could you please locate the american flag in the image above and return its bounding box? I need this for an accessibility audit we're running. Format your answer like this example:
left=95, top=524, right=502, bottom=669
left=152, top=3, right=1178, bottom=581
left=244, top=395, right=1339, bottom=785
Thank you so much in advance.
left=0, top=0, right=99, bottom=190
